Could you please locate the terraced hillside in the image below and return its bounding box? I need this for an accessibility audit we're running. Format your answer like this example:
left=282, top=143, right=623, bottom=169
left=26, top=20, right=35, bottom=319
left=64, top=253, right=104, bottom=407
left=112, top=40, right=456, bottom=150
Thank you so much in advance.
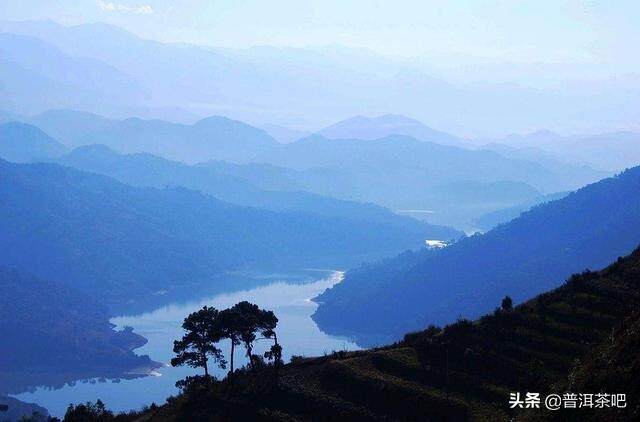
left=129, top=246, right=640, bottom=421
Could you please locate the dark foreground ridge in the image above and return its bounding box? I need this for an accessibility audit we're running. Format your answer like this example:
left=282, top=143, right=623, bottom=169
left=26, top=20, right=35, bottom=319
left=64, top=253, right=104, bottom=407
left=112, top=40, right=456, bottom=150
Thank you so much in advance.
left=69, top=246, right=640, bottom=421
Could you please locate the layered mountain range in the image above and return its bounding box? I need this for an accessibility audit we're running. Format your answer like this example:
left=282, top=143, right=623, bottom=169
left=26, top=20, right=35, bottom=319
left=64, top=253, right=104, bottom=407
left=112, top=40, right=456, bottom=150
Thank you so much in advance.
left=314, top=166, right=640, bottom=345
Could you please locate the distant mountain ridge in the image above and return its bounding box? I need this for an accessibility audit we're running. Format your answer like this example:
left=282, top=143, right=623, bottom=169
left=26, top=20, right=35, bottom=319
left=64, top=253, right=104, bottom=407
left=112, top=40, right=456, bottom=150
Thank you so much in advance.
left=313, top=166, right=640, bottom=345
left=479, top=130, right=640, bottom=172
left=14, top=110, right=279, bottom=163
left=254, top=133, right=606, bottom=228
left=472, top=191, right=570, bottom=232
left=8, top=110, right=606, bottom=229
left=0, top=32, right=147, bottom=116
left=0, top=122, right=66, bottom=162
left=317, top=114, right=465, bottom=147
left=0, top=159, right=443, bottom=311
left=6, top=113, right=609, bottom=229
left=57, top=144, right=460, bottom=238
left=25, top=109, right=114, bottom=145
left=260, top=123, right=309, bottom=144
left=2, top=20, right=638, bottom=136
left=257, top=134, right=603, bottom=193
left=73, top=115, right=278, bottom=163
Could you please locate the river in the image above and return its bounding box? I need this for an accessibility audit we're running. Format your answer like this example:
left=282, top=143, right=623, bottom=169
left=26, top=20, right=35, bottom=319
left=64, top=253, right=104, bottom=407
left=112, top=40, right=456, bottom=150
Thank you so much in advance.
left=12, top=270, right=359, bottom=417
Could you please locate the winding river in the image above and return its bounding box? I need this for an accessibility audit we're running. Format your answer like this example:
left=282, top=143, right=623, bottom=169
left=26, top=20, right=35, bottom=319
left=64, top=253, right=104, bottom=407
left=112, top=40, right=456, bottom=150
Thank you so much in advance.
left=13, top=270, right=359, bottom=417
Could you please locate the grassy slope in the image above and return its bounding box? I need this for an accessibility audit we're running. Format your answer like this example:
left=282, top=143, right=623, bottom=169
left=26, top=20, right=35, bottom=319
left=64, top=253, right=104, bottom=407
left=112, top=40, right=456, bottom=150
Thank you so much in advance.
left=131, top=246, right=640, bottom=421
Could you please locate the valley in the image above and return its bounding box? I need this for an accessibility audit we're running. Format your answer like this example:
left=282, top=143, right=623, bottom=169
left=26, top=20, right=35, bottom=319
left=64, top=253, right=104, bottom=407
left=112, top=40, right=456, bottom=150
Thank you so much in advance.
left=0, top=10, right=638, bottom=421
left=10, top=271, right=358, bottom=418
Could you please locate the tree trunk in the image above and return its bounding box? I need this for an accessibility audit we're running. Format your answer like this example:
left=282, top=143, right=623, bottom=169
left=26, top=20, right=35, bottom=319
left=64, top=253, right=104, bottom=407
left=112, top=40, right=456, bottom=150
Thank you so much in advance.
left=230, top=341, right=235, bottom=374
left=274, top=333, right=280, bottom=365
left=273, top=332, right=281, bottom=376
left=247, top=344, right=253, bottom=369
left=204, top=356, right=209, bottom=377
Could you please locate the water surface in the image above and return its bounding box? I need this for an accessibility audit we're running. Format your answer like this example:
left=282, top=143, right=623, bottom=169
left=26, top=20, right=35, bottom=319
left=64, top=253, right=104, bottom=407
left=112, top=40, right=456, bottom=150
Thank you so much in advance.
left=14, top=271, right=358, bottom=417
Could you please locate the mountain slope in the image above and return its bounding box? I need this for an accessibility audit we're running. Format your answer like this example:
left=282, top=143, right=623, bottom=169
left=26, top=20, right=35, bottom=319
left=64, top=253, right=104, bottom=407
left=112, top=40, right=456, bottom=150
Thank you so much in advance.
left=0, top=267, right=154, bottom=397
left=0, top=33, right=146, bottom=115
left=1, top=20, right=638, bottom=136
left=128, top=247, right=640, bottom=421
left=559, top=312, right=640, bottom=421
left=260, top=123, right=309, bottom=144
left=480, top=130, right=640, bottom=172
left=255, top=134, right=606, bottom=228
left=0, top=33, right=143, bottom=99
left=258, top=135, right=604, bottom=193
left=57, top=145, right=459, bottom=238
left=472, top=191, right=570, bottom=232
left=317, top=114, right=464, bottom=147
left=313, top=167, right=640, bottom=345
left=0, top=122, right=66, bottom=162
left=20, top=109, right=279, bottom=162
left=0, top=396, right=48, bottom=422
left=26, top=109, right=114, bottom=146
left=68, top=115, right=278, bottom=163
left=564, top=131, right=640, bottom=172
left=0, top=109, right=22, bottom=123
left=0, top=159, right=438, bottom=310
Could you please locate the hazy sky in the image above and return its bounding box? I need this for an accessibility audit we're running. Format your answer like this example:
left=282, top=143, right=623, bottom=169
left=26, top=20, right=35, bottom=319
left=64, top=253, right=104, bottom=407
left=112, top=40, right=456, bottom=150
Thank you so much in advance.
left=1, top=0, right=639, bottom=64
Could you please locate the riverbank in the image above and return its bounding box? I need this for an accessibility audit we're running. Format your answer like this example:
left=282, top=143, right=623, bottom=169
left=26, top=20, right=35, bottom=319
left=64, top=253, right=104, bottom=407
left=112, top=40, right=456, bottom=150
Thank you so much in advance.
left=12, top=270, right=358, bottom=418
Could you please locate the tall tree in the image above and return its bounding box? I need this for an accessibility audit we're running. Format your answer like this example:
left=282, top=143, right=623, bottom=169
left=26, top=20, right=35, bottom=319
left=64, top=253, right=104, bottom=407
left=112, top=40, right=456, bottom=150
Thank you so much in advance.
left=501, top=296, right=513, bottom=311
left=64, top=400, right=112, bottom=422
left=217, top=307, right=243, bottom=374
left=259, top=310, right=282, bottom=366
left=219, top=301, right=281, bottom=372
left=231, top=301, right=263, bottom=368
left=171, top=306, right=226, bottom=377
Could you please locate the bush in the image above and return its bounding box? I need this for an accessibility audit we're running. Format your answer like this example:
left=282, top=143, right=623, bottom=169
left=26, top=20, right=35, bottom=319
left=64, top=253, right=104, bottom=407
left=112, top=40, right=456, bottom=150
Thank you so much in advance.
left=64, top=400, right=113, bottom=422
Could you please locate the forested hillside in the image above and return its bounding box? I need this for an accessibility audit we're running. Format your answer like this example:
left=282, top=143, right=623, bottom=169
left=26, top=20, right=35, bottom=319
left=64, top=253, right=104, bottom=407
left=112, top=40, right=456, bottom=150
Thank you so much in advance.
left=119, top=247, right=640, bottom=421
left=0, top=159, right=439, bottom=311
left=0, top=267, right=154, bottom=396
left=57, top=144, right=460, bottom=235
left=314, top=166, right=640, bottom=345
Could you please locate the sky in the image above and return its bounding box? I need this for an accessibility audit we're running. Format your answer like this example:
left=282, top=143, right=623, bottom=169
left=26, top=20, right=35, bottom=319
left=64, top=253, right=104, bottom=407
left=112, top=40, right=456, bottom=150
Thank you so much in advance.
left=1, top=0, right=639, bottom=65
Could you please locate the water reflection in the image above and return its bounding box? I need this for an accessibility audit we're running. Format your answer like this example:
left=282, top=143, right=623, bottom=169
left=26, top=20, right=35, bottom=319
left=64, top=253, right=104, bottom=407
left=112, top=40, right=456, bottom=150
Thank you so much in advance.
left=12, top=271, right=359, bottom=417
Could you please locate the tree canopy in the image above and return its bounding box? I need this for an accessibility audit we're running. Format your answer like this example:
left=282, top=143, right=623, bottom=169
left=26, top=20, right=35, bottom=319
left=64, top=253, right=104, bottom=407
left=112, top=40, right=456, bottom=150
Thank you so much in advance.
left=171, top=306, right=226, bottom=377
left=172, top=302, right=280, bottom=379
